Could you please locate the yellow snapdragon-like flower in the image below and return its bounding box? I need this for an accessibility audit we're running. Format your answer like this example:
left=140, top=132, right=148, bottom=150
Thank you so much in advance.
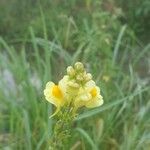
left=44, top=82, right=64, bottom=106
left=74, top=80, right=103, bottom=109
left=86, top=85, right=103, bottom=108
left=44, top=62, right=103, bottom=117
left=85, top=80, right=103, bottom=108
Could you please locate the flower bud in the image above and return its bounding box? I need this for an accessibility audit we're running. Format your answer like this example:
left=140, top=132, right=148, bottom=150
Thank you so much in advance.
left=76, top=74, right=84, bottom=82
left=67, top=66, right=75, bottom=77
left=74, top=62, right=84, bottom=72
left=85, top=73, right=92, bottom=82
left=68, top=81, right=79, bottom=88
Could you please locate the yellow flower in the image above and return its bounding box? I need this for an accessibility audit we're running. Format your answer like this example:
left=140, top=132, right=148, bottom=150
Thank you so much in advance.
left=74, top=80, right=103, bottom=109
left=44, top=62, right=104, bottom=117
left=86, top=86, right=103, bottom=108
left=44, top=82, right=65, bottom=107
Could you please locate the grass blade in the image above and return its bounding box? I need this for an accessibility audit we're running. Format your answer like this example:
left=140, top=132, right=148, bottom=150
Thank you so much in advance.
left=76, top=128, right=97, bottom=150
left=112, top=25, right=127, bottom=66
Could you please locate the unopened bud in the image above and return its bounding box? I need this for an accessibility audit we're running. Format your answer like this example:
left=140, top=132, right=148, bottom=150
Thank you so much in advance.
left=67, top=66, right=75, bottom=77
left=68, top=81, right=79, bottom=88
left=76, top=74, right=84, bottom=81
left=85, top=73, right=92, bottom=81
left=74, top=62, right=84, bottom=72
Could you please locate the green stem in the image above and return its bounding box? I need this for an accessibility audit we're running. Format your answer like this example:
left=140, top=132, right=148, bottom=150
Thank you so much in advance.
left=49, top=107, right=76, bottom=150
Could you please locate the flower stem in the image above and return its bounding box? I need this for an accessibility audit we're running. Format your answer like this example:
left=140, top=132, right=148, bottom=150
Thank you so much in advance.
left=49, top=107, right=76, bottom=150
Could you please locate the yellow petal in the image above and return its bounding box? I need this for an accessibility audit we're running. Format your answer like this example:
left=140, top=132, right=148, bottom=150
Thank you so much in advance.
left=90, top=87, right=97, bottom=97
left=58, top=75, right=69, bottom=96
left=44, top=81, right=56, bottom=105
left=90, top=86, right=100, bottom=98
left=85, top=95, right=103, bottom=108
left=85, top=80, right=96, bottom=91
left=44, top=81, right=64, bottom=107
left=52, top=85, right=63, bottom=99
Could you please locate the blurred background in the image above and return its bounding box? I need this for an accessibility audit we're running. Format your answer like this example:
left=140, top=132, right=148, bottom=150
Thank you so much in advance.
left=0, top=0, right=150, bottom=149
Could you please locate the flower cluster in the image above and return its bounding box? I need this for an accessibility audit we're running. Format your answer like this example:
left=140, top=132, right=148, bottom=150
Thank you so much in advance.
left=44, top=62, right=103, bottom=116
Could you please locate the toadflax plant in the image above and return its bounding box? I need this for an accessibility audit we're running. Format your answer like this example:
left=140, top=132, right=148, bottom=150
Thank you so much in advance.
left=44, top=62, right=103, bottom=149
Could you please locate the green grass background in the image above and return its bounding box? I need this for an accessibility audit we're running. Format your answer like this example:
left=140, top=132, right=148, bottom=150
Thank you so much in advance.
left=0, top=0, right=150, bottom=149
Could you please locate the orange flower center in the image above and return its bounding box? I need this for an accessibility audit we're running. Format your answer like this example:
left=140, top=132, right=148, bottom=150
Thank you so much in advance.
left=90, top=87, right=97, bottom=97
left=52, top=85, right=63, bottom=99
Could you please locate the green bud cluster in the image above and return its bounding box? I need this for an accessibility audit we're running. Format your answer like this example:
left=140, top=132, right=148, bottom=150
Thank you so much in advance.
left=66, top=62, right=92, bottom=88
